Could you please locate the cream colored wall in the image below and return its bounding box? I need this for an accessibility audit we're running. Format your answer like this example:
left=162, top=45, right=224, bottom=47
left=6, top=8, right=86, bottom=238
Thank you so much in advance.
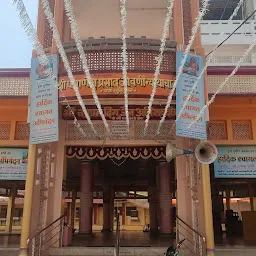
left=73, top=202, right=149, bottom=231
left=73, top=0, right=173, bottom=40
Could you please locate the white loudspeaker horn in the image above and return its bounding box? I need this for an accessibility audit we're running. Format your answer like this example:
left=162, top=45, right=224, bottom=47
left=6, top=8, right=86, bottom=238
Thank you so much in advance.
left=194, top=141, right=218, bottom=164
left=166, top=143, right=193, bottom=162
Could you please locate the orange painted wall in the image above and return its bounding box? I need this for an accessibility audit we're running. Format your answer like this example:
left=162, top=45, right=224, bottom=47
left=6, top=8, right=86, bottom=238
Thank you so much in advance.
left=0, top=99, right=28, bottom=121
left=0, top=98, right=29, bottom=146
left=208, top=96, right=256, bottom=145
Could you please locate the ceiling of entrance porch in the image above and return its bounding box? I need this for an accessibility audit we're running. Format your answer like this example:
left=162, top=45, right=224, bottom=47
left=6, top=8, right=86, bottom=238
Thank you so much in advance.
left=66, top=157, right=157, bottom=187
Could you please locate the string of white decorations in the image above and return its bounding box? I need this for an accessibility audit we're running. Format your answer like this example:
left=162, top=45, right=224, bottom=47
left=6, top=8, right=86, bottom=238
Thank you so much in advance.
left=173, top=0, right=244, bottom=131
left=10, top=0, right=97, bottom=138
left=41, top=0, right=98, bottom=135
left=156, top=0, right=210, bottom=134
left=63, top=0, right=110, bottom=133
left=120, top=0, right=130, bottom=133
left=11, top=0, right=96, bottom=138
left=144, top=0, right=175, bottom=135
left=229, top=0, right=244, bottom=20
left=188, top=39, right=256, bottom=129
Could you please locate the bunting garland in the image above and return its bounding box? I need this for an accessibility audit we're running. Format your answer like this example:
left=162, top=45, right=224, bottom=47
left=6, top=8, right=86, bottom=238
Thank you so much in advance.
left=41, top=0, right=97, bottom=135
left=174, top=0, right=244, bottom=131
left=10, top=0, right=96, bottom=139
left=120, top=0, right=130, bottom=132
left=144, top=0, right=175, bottom=135
left=157, top=0, right=210, bottom=134
left=63, top=0, right=110, bottom=133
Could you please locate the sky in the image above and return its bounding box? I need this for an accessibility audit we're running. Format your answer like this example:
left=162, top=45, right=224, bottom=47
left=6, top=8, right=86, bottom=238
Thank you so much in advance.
left=0, top=0, right=38, bottom=68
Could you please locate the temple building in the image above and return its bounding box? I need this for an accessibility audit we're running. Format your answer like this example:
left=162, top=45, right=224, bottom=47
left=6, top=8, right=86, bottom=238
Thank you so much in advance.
left=0, top=1, right=256, bottom=256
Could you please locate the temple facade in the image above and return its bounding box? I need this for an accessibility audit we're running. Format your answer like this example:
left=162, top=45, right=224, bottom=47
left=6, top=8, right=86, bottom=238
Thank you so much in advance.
left=1, top=1, right=256, bottom=256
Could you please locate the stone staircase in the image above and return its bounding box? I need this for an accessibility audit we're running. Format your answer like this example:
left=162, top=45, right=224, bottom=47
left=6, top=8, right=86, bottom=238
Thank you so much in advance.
left=49, top=247, right=168, bottom=256
left=49, top=246, right=256, bottom=256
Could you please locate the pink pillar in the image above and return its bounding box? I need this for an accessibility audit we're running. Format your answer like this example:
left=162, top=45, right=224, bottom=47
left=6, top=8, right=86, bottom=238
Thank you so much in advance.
left=148, top=186, right=158, bottom=232
left=102, top=186, right=112, bottom=232
left=158, top=161, right=173, bottom=234
left=79, top=161, right=93, bottom=234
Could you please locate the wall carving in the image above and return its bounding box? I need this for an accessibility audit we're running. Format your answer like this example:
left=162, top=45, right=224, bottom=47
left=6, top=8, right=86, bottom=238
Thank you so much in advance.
left=207, top=121, right=227, bottom=140
left=66, top=146, right=166, bottom=160
left=43, top=0, right=55, bottom=48
left=0, top=77, right=29, bottom=96
left=0, top=122, right=11, bottom=140
left=208, top=75, right=256, bottom=94
left=232, top=120, right=253, bottom=140
left=182, top=0, right=192, bottom=46
left=15, top=122, right=30, bottom=140
left=65, top=120, right=175, bottom=141
left=59, top=50, right=176, bottom=75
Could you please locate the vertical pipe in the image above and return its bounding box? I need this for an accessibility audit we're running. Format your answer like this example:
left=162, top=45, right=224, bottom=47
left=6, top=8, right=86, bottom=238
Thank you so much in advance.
left=201, top=164, right=215, bottom=256
left=19, top=144, right=37, bottom=256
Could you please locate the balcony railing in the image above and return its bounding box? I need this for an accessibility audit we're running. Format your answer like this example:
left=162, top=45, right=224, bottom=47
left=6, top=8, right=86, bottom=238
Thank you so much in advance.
left=206, top=54, right=256, bottom=66
left=200, top=20, right=256, bottom=45
left=60, top=38, right=176, bottom=75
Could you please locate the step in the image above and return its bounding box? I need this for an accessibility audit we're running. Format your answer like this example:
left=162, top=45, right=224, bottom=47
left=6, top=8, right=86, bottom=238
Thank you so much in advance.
left=49, top=247, right=168, bottom=256
left=49, top=246, right=256, bottom=256
left=0, top=248, right=19, bottom=256
left=216, top=247, right=256, bottom=256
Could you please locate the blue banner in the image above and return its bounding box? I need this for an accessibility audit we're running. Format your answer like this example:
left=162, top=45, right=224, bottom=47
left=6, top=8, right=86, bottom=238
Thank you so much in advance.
left=0, top=148, right=28, bottom=180
left=214, top=146, right=256, bottom=178
left=176, top=52, right=207, bottom=139
left=30, top=54, right=59, bottom=144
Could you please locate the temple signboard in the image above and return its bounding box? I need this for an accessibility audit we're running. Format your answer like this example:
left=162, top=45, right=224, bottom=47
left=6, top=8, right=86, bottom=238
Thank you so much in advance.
left=30, top=54, right=59, bottom=144
left=176, top=52, right=207, bottom=139
left=58, top=73, right=175, bottom=100
left=214, top=146, right=256, bottom=178
left=62, top=105, right=176, bottom=121
left=0, top=148, right=28, bottom=180
left=111, top=121, right=129, bottom=138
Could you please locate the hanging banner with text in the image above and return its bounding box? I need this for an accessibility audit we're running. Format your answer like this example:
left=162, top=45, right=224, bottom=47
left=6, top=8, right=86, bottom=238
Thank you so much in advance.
left=214, top=146, right=256, bottom=178
left=176, top=52, right=207, bottom=139
left=0, top=148, right=28, bottom=180
left=30, top=54, right=59, bottom=144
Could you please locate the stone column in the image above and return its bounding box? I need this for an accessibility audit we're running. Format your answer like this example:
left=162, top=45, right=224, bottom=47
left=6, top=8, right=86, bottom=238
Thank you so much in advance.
left=225, top=189, right=231, bottom=211
left=248, top=183, right=255, bottom=211
left=79, top=161, right=93, bottom=234
left=70, top=190, right=77, bottom=230
left=158, top=161, right=173, bottom=235
left=148, top=186, right=158, bottom=232
left=5, top=187, right=16, bottom=234
left=102, top=186, right=111, bottom=232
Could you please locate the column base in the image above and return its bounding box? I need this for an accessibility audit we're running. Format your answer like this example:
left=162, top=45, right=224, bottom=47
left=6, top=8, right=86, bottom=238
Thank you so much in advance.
left=101, top=228, right=112, bottom=233
left=150, top=229, right=159, bottom=233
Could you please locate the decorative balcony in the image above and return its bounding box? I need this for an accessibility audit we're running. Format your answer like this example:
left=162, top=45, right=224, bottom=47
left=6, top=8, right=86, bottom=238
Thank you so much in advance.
left=60, top=38, right=177, bottom=75
left=200, top=20, right=256, bottom=45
